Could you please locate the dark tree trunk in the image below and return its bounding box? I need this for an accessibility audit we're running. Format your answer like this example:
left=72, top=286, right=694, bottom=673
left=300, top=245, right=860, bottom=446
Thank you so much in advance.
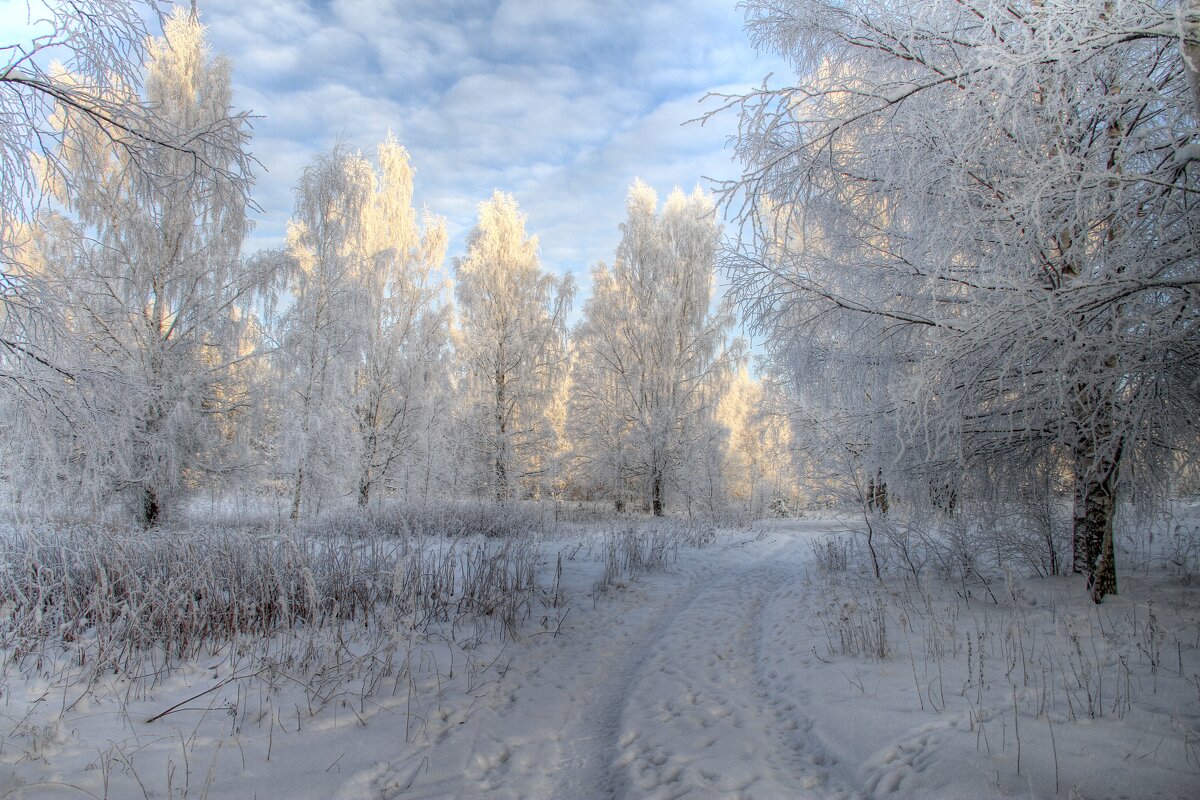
left=1091, top=514, right=1118, bottom=603
left=1044, top=523, right=1061, bottom=577
left=864, top=512, right=882, bottom=581
left=1071, top=474, right=1095, bottom=576
left=1069, top=365, right=1124, bottom=603
left=494, top=451, right=507, bottom=502
left=494, top=367, right=508, bottom=502
left=867, top=469, right=889, bottom=515
left=141, top=486, right=160, bottom=528
left=651, top=468, right=664, bottom=517
left=358, top=414, right=377, bottom=509
left=1072, top=438, right=1122, bottom=603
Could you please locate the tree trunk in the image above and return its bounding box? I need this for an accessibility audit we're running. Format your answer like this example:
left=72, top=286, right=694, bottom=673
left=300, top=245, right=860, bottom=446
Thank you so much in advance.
left=140, top=486, right=160, bottom=528
left=1182, top=0, right=1200, bottom=115
left=1044, top=519, right=1061, bottom=577
left=358, top=413, right=377, bottom=509
left=494, top=367, right=508, bottom=502
left=291, top=468, right=304, bottom=521
left=871, top=469, right=889, bottom=515
left=1070, top=473, right=1094, bottom=576
left=864, top=511, right=882, bottom=581
left=1072, top=437, right=1123, bottom=603
left=1091, top=511, right=1118, bottom=603
left=651, top=468, right=664, bottom=517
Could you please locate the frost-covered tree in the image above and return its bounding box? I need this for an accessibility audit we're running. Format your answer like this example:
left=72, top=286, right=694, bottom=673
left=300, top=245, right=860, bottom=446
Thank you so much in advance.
left=5, top=7, right=267, bottom=524
left=567, top=295, right=636, bottom=508
left=455, top=191, right=572, bottom=501
left=1, top=1, right=252, bottom=373
left=274, top=137, right=450, bottom=516
left=570, top=181, right=735, bottom=516
left=716, top=366, right=798, bottom=516
left=717, top=0, right=1200, bottom=600
left=349, top=136, right=450, bottom=507
left=274, top=144, right=373, bottom=518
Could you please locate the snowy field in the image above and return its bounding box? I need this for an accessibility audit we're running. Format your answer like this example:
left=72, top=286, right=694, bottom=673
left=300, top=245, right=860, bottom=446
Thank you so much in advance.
left=1, top=514, right=1198, bottom=799
left=2, top=3, right=1195, bottom=798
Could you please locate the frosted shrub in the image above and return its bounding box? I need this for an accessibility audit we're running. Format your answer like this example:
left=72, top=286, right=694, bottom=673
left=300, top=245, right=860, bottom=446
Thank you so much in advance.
left=0, top=520, right=548, bottom=678
left=875, top=517, right=933, bottom=581
left=307, top=501, right=552, bottom=540
left=817, top=593, right=890, bottom=660
left=648, top=517, right=717, bottom=549
left=594, top=529, right=676, bottom=597
left=1167, top=521, right=1200, bottom=580
left=811, top=536, right=850, bottom=574
left=591, top=519, right=716, bottom=598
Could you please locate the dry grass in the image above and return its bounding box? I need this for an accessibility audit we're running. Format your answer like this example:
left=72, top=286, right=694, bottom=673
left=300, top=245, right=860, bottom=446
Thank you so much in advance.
left=591, top=519, right=716, bottom=599
left=0, top=517, right=548, bottom=682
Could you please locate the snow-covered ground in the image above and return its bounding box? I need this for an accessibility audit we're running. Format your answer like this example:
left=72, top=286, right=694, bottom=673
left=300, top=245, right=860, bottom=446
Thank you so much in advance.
left=2, top=518, right=1198, bottom=798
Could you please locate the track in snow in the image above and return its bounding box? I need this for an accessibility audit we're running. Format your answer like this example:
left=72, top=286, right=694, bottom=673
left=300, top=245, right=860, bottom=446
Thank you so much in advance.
left=348, top=533, right=858, bottom=799
left=593, top=543, right=857, bottom=800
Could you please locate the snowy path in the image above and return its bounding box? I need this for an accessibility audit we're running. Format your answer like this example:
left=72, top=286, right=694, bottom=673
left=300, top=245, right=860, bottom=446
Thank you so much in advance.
left=594, top=544, right=853, bottom=800
left=344, top=531, right=858, bottom=800
left=7, top=520, right=1197, bottom=799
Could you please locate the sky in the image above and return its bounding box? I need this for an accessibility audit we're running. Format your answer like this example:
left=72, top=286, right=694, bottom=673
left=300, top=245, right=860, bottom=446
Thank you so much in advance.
left=0, top=0, right=789, bottom=287
left=188, top=0, right=789, bottom=285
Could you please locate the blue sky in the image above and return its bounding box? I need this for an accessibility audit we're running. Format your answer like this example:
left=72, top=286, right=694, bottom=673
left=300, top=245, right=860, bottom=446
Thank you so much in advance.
left=194, top=0, right=788, bottom=284
left=0, top=0, right=788, bottom=284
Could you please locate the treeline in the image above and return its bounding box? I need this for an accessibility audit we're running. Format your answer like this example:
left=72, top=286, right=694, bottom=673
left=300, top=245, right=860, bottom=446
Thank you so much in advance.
left=0, top=10, right=797, bottom=525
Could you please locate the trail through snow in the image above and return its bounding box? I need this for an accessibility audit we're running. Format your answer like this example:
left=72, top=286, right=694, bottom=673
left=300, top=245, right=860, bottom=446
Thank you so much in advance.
left=342, top=530, right=855, bottom=800
left=5, top=520, right=1197, bottom=799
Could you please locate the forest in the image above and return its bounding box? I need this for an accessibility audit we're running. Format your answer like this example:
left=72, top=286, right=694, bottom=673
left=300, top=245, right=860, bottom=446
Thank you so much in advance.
left=1, top=6, right=791, bottom=526
left=0, top=1, right=1197, bottom=798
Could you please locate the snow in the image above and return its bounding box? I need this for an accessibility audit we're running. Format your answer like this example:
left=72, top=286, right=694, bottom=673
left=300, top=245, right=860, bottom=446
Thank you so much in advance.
left=2, top=518, right=1198, bottom=799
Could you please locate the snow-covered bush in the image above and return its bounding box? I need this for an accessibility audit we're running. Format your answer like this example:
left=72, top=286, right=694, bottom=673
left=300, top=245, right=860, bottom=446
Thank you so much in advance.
left=591, top=518, right=715, bottom=598
left=300, top=500, right=553, bottom=540
left=811, top=535, right=850, bottom=574
left=0, top=519, right=547, bottom=679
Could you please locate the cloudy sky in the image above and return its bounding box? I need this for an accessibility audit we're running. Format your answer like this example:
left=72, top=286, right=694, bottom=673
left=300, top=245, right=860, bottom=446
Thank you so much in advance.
left=188, top=0, right=788, bottom=283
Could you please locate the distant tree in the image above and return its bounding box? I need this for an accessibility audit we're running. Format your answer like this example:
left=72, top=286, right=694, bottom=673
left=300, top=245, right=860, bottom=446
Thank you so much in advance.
left=349, top=136, right=450, bottom=507
left=273, top=135, right=450, bottom=516
left=570, top=181, right=735, bottom=516
left=275, top=143, right=373, bottom=518
left=716, top=0, right=1200, bottom=600
left=455, top=192, right=573, bottom=501
left=4, top=8, right=268, bottom=525
left=567, top=263, right=638, bottom=510
left=716, top=366, right=797, bottom=516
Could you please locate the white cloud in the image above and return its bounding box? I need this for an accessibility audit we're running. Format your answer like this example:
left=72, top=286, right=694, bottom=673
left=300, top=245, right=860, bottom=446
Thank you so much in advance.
left=197, top=0, right=790, bottom=277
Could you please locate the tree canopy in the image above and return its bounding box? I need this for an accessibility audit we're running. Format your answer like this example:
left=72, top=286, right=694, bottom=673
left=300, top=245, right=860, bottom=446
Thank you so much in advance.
left=715, top=0, right=1200, bottom=600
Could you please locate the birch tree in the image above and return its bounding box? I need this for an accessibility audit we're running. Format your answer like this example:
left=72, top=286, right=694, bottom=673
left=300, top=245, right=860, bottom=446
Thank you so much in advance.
left=6, top=7, right=267, bottom=524
left=717, top=0, right=1200, bottom=600
left=275, top=143, right=373, bottom=518
left=349, top=135, right=450, bottom=507
left=1, top=1, right=252, bottom=376
left=274, top=136, right=450, bottom=515
left=455, top=191, right=572, bottom=501
left=716, top=366, right=798, bottom=516
left=570, top=181, right=735, bottom=516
